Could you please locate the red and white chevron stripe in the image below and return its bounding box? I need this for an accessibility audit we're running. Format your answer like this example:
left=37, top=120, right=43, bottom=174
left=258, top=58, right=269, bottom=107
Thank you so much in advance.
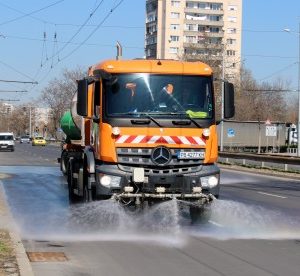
left=115, top=135, right=206, bottom=146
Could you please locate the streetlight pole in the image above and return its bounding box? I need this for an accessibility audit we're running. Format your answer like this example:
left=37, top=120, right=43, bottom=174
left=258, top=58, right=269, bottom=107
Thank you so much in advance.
left=29, top=106, right=32, bottom=138
left=220, top=50, right=225, bottom=152
left=284, top=23, right=300, bottom=157
left=297, top=21, right=300, bottom=157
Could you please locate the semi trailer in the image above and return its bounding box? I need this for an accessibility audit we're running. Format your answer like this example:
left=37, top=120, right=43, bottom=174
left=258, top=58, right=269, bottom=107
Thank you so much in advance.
left=218, top=120, right=298, bottom=152
left=59, top=59, right=235, bottom=219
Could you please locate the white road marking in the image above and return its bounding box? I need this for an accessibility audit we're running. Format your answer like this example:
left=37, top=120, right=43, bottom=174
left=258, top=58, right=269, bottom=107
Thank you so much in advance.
left=257, top=191, right=287, bottom=199
left=208, top=220, right=224, bottom=227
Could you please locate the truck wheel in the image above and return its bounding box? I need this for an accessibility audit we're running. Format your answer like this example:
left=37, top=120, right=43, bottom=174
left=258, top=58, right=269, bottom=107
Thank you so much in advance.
left=189, top=205, right=212, bottom=224
left=81, top=157, right=93, bottom=203
left=82, top=184, right=92, bottom=203
left=67, top=159, right=80, bottom=204
left=60, top=151, right=68, bottom=176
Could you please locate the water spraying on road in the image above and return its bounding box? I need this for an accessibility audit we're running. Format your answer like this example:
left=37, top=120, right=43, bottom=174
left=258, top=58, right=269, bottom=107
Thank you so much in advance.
left=17, top=197, right=300, bottom=244
left=20, top=199, right=184, bottom=245
left=188, top=199, right=300, bottom=240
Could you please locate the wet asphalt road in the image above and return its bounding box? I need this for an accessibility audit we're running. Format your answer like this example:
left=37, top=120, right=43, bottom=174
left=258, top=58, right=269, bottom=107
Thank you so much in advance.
left=0, top=144, right=300, bottom=276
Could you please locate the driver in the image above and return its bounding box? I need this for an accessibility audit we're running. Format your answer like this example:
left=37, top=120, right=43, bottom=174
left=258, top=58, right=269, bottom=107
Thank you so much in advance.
left=158, top=84, right=183, bottom=111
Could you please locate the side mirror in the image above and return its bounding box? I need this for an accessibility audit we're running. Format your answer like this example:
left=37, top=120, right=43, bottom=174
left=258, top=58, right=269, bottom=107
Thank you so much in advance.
left=224, top=82, right=235, bottom=119
left=77, top=79, right=88, bottom=116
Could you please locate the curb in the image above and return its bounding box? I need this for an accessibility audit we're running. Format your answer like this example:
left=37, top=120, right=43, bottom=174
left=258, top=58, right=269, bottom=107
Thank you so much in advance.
left=0, top=181, right=34, bottom=276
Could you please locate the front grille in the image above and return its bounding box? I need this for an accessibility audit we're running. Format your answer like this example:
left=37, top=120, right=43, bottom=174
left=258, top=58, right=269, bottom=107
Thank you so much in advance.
left=117, top=147, right=204, bottom=175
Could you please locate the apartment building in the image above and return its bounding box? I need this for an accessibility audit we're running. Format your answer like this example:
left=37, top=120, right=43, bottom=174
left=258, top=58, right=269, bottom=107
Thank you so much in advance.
left=145, top=0, right=242, bottom=79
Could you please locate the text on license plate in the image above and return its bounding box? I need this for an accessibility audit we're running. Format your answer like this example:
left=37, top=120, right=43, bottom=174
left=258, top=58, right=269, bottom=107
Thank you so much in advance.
left=177, top=151, right=205, bottom=159
left=1, top=146, right=7, bottom=148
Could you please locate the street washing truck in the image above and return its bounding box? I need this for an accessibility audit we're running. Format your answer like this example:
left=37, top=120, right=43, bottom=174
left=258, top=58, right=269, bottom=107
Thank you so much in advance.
left=59, top=59, right=235, bottom=220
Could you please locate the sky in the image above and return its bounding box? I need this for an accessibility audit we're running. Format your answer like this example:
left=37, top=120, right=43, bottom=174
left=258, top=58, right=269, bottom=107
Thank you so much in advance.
left=0, top=0, right=299, bottom=105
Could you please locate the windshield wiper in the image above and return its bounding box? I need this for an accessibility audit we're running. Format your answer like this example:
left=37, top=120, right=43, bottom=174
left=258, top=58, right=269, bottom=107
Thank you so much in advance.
left=120, top=112, right=163, bottom=127
left=140, top=113, right=162, bottom=127
left=169, top=112, right=202, bottom=128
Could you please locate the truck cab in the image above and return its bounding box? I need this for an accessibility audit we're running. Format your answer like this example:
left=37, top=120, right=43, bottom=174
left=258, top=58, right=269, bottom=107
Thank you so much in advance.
left=61, top=59, right=234, bottom=217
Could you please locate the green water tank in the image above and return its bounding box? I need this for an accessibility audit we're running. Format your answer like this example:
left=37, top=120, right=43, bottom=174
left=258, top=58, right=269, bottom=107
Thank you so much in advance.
left=60, top=110, right=81, bottom=140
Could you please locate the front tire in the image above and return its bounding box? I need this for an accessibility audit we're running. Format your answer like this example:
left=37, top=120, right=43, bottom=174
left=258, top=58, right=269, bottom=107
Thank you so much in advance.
left=67, top=159, right=80, bottom=204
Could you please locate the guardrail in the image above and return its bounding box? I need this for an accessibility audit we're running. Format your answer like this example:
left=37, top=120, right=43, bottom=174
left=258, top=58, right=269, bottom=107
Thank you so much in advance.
left=218, top=152, right=300, bottom=173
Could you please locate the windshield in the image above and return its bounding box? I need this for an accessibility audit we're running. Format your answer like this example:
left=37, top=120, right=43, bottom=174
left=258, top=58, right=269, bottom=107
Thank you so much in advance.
left=0, top=135, right=13, bottom=141
left=105, top=74, right=213, bottom=119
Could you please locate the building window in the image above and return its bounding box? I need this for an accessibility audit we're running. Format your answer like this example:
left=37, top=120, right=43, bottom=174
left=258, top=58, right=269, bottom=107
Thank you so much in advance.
left=186, top=2, right=197, bottom=9
left=146, top=36, right=157, bottom=45
left=185, top=36, right=197, bottom=43
left=227, top=28, right=237, bottom=34
left=171, top=12, right=180, bottom=19
left=185, top=24, right=197, bottom=31
left=146, top=24, right=157, bottom=35
left=171, top=1, right=180, bottom=7
left=210, top=27, right=220, bottom=33
left=228, top=5, right=237, bottom=11
left=146, top=12, right=157, bottom=23
left=228, top=16, right=237, bottom=23
left=170, top=35, right=179, bottom=42
left=198, top=3, right=208, bottom=9
left=169, top=47, right=178, bottom=54
left=227, top=38, right=236, bottom=45
left=210, top=3, right=222, bottom=10
left=227, top=50, right=236, bottom=56
left=209, top=15, right=221, bottom=21
left=198, top=26, right=207, bottom=32
left=170, top=24, right=180, bottom=30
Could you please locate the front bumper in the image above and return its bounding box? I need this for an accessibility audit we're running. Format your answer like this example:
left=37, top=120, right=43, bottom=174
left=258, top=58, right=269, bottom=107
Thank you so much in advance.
left=0, top=144, right=14, bottom=151
left=95, top=163, right=220, bottom=198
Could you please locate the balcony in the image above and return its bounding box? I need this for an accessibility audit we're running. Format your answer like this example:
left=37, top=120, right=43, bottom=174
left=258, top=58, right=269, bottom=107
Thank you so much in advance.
left=185, top=18, right=224, bottom=27
left=184, top=30, right=223, bottom=38
left=184, top=8, right=224, bottom=15
left=183, top=42, right=223, bottom=50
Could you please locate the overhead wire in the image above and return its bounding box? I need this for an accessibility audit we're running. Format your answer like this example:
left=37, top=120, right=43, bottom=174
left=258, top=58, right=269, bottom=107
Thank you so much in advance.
left=48, top=0, right=105, bottom=64
left=28, top=0, right=107, bottom=93
left=0, top=0, right=66, bottom=26
left=0, top=1, right=52, bottom=25
left=0, top=60, right=37, bottom=82
left=259, top=62, right=298, bottom=81
left=55, top=0, right=125, bottom=64
left=0, top=33, right=143, bottom=49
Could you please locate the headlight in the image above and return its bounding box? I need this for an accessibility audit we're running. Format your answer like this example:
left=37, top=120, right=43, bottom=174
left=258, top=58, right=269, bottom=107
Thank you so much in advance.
left=202, top=128, right=210, bottom=138
left=99, top=175, right=121, bottom=187
left=201, top=175, right=219, bottom=188
left=100, top=175, right=111, bottom=186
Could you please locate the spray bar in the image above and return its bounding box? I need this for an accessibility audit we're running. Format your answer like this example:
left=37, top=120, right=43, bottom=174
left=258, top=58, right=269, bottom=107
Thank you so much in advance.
left=113, top=192, right=214, bottom=201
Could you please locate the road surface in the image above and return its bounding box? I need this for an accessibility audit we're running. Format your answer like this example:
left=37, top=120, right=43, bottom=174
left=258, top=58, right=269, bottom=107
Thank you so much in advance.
left=0, top=144, right=299, bottom=276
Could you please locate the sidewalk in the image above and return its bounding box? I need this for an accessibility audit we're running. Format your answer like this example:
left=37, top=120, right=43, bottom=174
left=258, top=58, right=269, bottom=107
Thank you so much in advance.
left=0, top=176, right=34, bottom=276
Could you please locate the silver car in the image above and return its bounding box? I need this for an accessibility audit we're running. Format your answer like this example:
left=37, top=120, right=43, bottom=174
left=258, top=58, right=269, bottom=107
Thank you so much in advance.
left=20, top=136, right=30, bottom=143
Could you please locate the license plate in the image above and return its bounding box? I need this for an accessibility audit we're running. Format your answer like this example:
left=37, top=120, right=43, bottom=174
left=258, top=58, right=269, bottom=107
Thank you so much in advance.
left=177, top=151, right=205, bottom=159
left=1, top=145, right=7, bottom=148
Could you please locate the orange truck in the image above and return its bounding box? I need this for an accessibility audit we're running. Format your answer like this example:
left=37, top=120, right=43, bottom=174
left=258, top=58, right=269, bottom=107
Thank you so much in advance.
left=59, top=59, right=235, bottom=219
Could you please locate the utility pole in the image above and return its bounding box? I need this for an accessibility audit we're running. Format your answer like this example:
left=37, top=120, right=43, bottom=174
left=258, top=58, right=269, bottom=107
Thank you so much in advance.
left=29, top=107, right=32, bottom=138
left=297, top=20, right=300, bottom=157
left=220, top=50, right=225, bottom=152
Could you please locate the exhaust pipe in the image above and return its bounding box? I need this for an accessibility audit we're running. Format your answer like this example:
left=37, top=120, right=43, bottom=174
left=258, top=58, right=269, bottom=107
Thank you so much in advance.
left=116, top=41, right=122, bottom=60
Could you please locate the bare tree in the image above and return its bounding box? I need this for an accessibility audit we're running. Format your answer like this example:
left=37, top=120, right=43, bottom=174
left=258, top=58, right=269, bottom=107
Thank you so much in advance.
left=235, top=67, right=289, bottom=122
left=40, top=66, right=85, bottom=137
